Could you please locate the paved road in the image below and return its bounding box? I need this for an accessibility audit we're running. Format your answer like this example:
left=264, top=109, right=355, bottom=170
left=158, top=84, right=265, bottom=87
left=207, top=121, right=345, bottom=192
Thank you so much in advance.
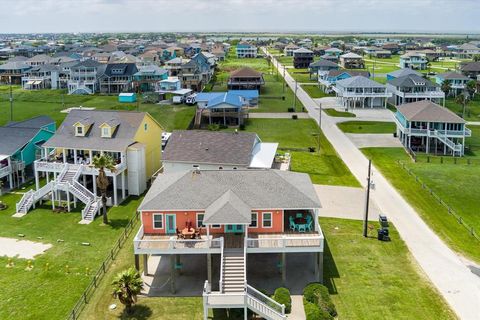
left=265, top=48, right=480, bottom=320
left=249, top=112, right=310, bottom=119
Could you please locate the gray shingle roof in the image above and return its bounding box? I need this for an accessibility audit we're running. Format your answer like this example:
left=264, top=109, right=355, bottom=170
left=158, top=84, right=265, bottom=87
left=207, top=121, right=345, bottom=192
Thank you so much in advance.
left=138, top=170, right=321, bottom=214
left=43, top=110, right=146, bottom=152
left=388, top=74, right=437, bottom=88
left=336, top=76, right=385, bottom=88
left=437, top=72, right=470, bottom=81
left=204, top=190, right=251, bottom=224
left=309, top=60, right=338, bottom=68
left=387, top=68, right=422, bottom=78
left=0, top=127, right=39, bottom=155
left=163, top=130, right=258, bottom=166
left=397, top=101, right=465, bottom=123
left=6, top=116, right=54, bottom=129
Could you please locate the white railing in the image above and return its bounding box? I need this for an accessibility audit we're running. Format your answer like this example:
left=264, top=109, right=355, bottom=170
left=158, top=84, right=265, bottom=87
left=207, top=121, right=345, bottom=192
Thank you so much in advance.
left=0, top=165, right=12, bottom=178
left=33, top=181, right=55, bottom=202
left=398, top=91, right=444, bottom=98
left=11, top=160, right=25, bottom=172
left=16, top=190, right=33, bottom=213
left=246, top=285, right=286, bottom=320
left=246, top=234, right=323, bottom=251
left=35, top=159, right=66, bottom=173
left=219, top=240, right=225, bottom=293
left=339, top=92, right=392, bottom=98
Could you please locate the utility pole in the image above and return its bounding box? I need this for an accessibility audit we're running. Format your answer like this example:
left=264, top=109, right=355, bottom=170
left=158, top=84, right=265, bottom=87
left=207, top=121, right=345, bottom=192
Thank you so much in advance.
left=283, top=67, right=286, bottom=93
left=9, top=81, right=13, bottom=121
left=363, top=159, right=372, bottom=237
left=293, top=80, right=298, bottom=112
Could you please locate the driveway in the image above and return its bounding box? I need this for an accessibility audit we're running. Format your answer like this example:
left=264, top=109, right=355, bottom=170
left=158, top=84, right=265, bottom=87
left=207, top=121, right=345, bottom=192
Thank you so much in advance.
left=265, top=47, right=480, bottom=320
left=346, top=133, right=402, bottom=148
left=315, top=97, right=395, bottom=123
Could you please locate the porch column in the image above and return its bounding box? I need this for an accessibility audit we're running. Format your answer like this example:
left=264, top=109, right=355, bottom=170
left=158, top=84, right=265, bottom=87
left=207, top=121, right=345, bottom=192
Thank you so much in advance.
left=318, top=252, right=324, bottom=283
left=35, top=170, right=40, bottom=191
left=92, top=174, right=97, bottom=196
left=46, top=172, right=50, bottom=184
left=83, top=174, right=87, bottom=187
left=281, top=252, right=286, bottom=286
left=66, top=187, right=71, bottom=212
left=73, top=149, right=77, bottom=164
left=170, top=255, right=176, bottom=294
left=143, top=254, right=149, bottom=276
left=121, top=171, right=126, bottom=200
left=134, top=254, right=140, bottom=271
left=426, top=123, right=430, bottom=154
left=62, top=149, right=66, bottom=163
left=51, top=187, right=55, bottom=210
left=113, top=175, right=118, bottom=206
left=207, top=254, right=212, bottom=285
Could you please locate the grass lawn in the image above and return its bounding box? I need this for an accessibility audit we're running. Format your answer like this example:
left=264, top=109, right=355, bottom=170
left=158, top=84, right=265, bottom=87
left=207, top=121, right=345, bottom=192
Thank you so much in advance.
left=362, top=147, right=480, bottom=263
left=0, top=181, right=143, bottom=320
left=324, top=108, right=356, bottom=118
left=0, top=86, right=195, bottom=131
left=445, top=94, right=480, bottom=121
left=301, top=84, right=334, bottom=99
left=239, top=118, right=360, bottom=187
left=322, top=218, right=455, bottom=320
left=337, top=121, right=396, bottom=134
left=288, top=69, right=317, bottom=83
left=276, top=55, right=293, bottom=66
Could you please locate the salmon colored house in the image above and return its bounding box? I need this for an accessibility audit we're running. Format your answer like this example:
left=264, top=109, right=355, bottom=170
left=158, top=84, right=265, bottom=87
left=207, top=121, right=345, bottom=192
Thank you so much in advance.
left=134, top=169, right=324, bottom=320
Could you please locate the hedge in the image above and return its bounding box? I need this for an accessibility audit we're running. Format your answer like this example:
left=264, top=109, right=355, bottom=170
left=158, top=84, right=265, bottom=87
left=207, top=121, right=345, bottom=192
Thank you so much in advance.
left=304, top=301, right=333, bottom=320
left=273, top=287, right=292, bottom=313
left=303, top=283, right=337, bottom=317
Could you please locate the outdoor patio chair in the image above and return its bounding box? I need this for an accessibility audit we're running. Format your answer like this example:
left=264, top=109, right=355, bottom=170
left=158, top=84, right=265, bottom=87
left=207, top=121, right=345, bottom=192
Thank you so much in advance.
left=195, top=227, right=202, bottom=239
left=297, top=224, right=306, bottom=232
left=296, top=213, right=303, bottom=218
left=176, top=228, right=183, bottom=239
left=306, top=220, right=313, bottom=231
left=289, top=216, right=297, bottom=231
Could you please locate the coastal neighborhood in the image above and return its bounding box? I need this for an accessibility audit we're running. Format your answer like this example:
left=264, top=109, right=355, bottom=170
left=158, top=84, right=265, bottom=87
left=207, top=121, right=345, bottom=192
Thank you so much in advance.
left=1, top=2, right=480, bottom=320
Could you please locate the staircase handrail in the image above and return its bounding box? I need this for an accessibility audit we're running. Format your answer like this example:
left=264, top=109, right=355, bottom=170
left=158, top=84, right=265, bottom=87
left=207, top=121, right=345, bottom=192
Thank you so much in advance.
left=56, top=163, right=69, bottom=183
left=72, top=164, right=83, bottom=181
left=246, top=284, right=286, bottom=318
left=33, top=181, right=54, bottom=202
left=16, top=189, right=34, bottom=213
left=219, top=237, right=225, bottom=293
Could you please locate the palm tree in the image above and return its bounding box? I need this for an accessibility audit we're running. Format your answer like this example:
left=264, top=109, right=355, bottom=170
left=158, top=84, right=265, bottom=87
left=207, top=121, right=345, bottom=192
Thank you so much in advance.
left=455, top=91, right=471, bottom=119
left=466, top=80, right=477, bottom=98
left=112, top=268, right=144, bottom=314
left=441, top=80, right=452, bottom=97
left=92, top=154, right=116, bottom=224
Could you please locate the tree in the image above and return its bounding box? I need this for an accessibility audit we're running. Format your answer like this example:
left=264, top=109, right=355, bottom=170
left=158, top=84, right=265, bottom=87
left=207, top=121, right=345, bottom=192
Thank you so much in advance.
left=112, top=268, right=144, bottom=314
left=473, top=54, right=480, bottom=62
left=466, top=80, right=477, bottom=97
left=455, top=91, right=471, bottom=119
left=92, top=155, right=116, bottom=224
left=440, top=80, right=452, bottom=97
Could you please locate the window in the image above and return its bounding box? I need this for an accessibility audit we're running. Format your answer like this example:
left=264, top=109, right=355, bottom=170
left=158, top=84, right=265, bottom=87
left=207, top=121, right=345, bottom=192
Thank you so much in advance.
left=197, top=213, right=205, bottom=228
left=144, top=123, right=148, bottom=131
left=152, top=214, right=163, bottom=229
left=211, top=224, right=221, bottom=229
left=262, top=212, right=272, bottom=228
left=250, top=212, right=258, bottom=228
left=101, top=127, right=111, bottom=138
left=75, top=126, right=84, bottom=136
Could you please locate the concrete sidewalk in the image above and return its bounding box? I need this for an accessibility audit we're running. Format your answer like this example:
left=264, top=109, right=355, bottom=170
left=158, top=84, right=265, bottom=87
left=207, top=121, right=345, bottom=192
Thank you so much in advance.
left=265, top=47, right=480, bottom=320
left=249, top=112, right=310, bottom=119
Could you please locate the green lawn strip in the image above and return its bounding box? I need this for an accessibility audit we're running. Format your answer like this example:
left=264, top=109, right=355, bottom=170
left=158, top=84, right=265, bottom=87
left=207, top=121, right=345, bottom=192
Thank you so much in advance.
left=0, top=188, right=143, bottom=320
left=361, top=147, right=480, bottom=263
left=322, top=218, right=455, bottom=320
left=300, top=84, right=334, bottom=99
left=337, top=121, right=396, bottom=134
left=445, top=95, right=480, bottom=121
left=324, top=108, right=356, bottom=118
left=238, top=118, right=360, bottom=187
left=288, top=69, right=317, bottom=83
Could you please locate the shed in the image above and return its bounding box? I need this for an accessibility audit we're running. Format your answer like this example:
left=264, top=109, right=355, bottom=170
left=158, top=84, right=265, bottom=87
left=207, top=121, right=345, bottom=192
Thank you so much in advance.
left=118, top=92, right=137, bottom=103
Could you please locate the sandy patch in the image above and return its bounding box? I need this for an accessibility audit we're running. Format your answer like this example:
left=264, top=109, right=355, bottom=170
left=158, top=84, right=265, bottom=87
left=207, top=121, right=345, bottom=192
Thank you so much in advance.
left=0, top=237, right=52, bottom=259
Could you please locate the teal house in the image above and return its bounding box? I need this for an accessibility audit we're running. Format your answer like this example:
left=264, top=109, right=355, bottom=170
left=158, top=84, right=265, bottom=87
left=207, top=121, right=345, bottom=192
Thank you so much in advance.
left=0, top=116, right=56, bottom=189
left=133, top=65, right=168, bottom=92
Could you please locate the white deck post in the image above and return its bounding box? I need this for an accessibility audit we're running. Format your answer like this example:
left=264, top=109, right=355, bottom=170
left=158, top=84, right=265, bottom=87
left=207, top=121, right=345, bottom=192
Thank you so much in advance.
left=66, top=185, right=71, bottom=212
left=92, top=174, right=97, bottom=196
left=143, top=254, right=149, bottom=276
left=73, top=149, right=77, bottom=164
left=35, top=170, right=40, bottom=191
left=121, top=171, right=126, bottom=200
left=113, top=175, right=118, bottom=206
left=62, top=149, right=66, bottom=163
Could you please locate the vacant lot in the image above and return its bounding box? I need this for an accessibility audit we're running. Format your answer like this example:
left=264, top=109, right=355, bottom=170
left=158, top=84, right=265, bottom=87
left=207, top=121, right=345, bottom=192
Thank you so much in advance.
left=337, top=121, right=396, bottom=134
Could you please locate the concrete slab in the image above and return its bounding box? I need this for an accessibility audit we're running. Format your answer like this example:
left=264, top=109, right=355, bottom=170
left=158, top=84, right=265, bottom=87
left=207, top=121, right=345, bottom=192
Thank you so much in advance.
left=315, top=185, right=381, bottom=221
left=346, top=133, right=402, bottom=148
left=0, top=237, right=52, bottom=259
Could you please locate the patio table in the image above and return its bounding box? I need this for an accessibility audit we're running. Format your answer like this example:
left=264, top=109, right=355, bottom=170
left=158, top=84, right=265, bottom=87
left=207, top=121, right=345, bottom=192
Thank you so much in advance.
left=182, top=228, right=195, bottom=239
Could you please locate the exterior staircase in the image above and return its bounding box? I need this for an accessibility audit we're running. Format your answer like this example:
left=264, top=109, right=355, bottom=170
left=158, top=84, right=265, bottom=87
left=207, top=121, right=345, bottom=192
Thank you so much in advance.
left=14, top=163, right=101, bottom=222
left=221, top=250, right=245, bottom=293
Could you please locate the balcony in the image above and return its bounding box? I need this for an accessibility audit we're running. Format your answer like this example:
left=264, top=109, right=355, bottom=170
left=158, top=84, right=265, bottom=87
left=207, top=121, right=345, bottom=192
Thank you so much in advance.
left=0, top=165, right=12, bottom=178
left=396, top=90, right=445, bottom=99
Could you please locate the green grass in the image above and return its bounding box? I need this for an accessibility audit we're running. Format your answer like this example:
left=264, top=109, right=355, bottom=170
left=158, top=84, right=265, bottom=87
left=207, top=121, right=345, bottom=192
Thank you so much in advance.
left=445, top=95, right=480, bottom=121
left=301, top=84, right=334, bottom=99
left=322, top=218, right=455, bottom=320
left=239, top=118, right=359, bottom=187
left=337, top=121, right=396, bottom=134
left=0, top=86, right=195, bottom=131
left=0, top=182, right=143, bottom=320
left=362, top=147, right=480, bottom=263
left=324, top=108, right=356, bottom=118
left=288, top=69, right=317, bottom=83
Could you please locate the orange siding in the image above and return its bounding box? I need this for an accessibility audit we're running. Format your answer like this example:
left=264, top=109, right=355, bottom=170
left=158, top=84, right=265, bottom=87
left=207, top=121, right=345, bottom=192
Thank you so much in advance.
left=248, top=210, right=283, bottom=233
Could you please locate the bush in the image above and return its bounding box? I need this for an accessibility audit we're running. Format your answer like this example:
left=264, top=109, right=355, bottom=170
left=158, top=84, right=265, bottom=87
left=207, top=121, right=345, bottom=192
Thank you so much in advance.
left=303, top=283, right=337, bottom=317
left=292, top=114, right=298, bottom=120
left=239, top=124, right=246, bottom=130
left=207, top=124, right=221, bottom=131
left=273, top=287, right=292, bottom=313
left=304, top=301, right=332, bottom=320
left=287, top=107, right=295, bottom=112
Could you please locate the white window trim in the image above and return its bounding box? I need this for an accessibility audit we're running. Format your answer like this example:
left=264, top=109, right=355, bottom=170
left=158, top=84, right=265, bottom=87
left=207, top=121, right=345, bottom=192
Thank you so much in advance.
left=152, top=213, right=164, bottom=229
left=196, top=212, right=205, bottom=228
left=250, top=212, right=258, bottom=228
left=75, top=125, right=84, bottom=136
left=101, top=127, right=111, bottom=138
left=262, top=212, right=273, bottom=229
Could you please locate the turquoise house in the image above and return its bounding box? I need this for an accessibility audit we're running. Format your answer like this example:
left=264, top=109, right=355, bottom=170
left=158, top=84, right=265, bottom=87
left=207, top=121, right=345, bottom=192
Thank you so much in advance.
left=133, top=65, right=168, bottom=92
left=0, top=116, right=55, bottom=189
left=119, top=92, right=137, bottom=103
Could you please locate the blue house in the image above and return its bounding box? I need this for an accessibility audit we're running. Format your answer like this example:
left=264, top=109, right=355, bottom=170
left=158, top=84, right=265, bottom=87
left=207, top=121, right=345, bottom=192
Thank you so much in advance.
left=0, top=116, right=56, bottom=189
left=435, top=72, right=471, bottom=97
left=318, top=70, right=370, bottom=92
left=133, top=65, right=168, bottom=92
left=118, top=92, right=137, bottom=103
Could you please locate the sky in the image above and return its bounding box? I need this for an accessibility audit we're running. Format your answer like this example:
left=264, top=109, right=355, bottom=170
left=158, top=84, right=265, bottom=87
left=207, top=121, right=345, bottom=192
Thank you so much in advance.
left=0, top=0, right=479, bottom=34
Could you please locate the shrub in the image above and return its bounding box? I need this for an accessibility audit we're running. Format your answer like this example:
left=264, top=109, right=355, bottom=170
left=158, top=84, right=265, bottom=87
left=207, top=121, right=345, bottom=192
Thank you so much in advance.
left=273, top=287, right=292, bottom=313
left=207, top=124, right=221, bottom=131
left=303, top=283, right=337, bottom=317
left=292, top=114, right=298, bottom=120
left=239, top=124, right=246, bottom=130
left=287, top=107, right=295, bottom=112
left=304, top=301, right=333, bottom=320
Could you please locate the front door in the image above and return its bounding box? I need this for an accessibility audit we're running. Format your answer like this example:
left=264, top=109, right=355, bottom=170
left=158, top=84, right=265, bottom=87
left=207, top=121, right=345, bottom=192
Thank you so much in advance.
left=165, top=214, right=176, bottom=234
left=225, top=224, right=244, bottom=233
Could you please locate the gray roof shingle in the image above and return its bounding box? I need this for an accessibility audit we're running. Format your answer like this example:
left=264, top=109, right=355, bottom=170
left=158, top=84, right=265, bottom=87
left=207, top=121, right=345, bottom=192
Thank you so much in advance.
left=397, top=101, right=465, bottom=123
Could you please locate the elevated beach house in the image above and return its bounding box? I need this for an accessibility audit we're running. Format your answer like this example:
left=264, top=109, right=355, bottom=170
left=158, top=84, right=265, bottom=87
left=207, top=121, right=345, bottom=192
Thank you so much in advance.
left=394, top=100, right=471, bottom=156
left=236, top=42, right=257, bottom=58
left=133, top=169, right=323, bottom=320
left=435, top=72, right=471, bottom=97
left=387, top=74, right=445, bottom=106
left=227, top=67, right=265, bottom=91
left=339, top=52, right=365, bottom=69
left=15, top=110, right=163, bottom=223
left=333, top=76, right=391, bottom=109
left=308, top=59, right=339, bottom=80
left=399, top=52, right=428, bottom=70
left=293, top=48, right=314, bottom=69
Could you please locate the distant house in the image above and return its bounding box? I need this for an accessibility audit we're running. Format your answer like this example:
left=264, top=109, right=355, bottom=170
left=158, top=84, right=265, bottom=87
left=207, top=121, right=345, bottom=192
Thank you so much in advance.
left=21, top=64, right=60, bottom=90
left=394, top=100, right=471, bottom=156
left=162, top=130, right=280, bottom=172
left=454, top=43, right=480, bottom=59
left=284, top=44, right=300, bottom=56
left=0, top=61, right=31, bottom=84
left=25, top=54, right=54, bottom=66
left=98, top=63, right=138, bottom=94
left=227, top=67, right=265, bottom=90
left=293, top=48, right=314, bottom=69
left=133, top=65, right=168, bottom=92
left=318, top=70, right=370, bottom=91
left=386, top=68, right=422, bottom=81
left=339, top=52, right=365, bottom=69
left=0, top=116, right=56, bottom=190
left=180, top=59, right=204, bottom=92
left=236, top=43, right=257, bottom=58
left=371, top=50, right=392, bottom=59
left=320, top=54, right=339, bottom=63
left=308, top=59, right=339, bottom=80
left=386, top=74, right=444, bottom=106
left=67, top=59, right=104, bottom=95
left=333, top=76, right=391, bottom=109
left=165, top=57, right=189, bottom=77
left=435, top=72, right=471, bottom=97
left=156, top=77, right=181, bottom=92
left=460, top=61, right=480, bottom=80
left=193, top=91, right=252, bottom=128
left=324, top=48, right=343, bottom=57
left=400, top=52, right=428, bottom=70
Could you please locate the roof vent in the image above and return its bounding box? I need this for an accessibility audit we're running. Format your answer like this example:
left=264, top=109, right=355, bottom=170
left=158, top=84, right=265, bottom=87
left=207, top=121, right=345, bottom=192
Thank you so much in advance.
left=192, top=166, right=201, bottom=177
